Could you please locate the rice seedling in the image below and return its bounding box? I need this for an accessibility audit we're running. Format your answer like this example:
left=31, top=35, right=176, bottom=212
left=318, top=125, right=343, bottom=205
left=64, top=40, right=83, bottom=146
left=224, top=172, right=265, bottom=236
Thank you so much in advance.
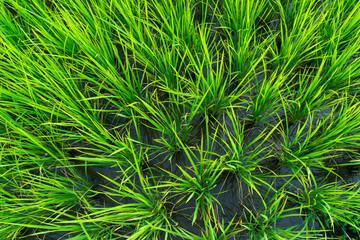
left=286, top=170, right=360, bottom=239
left=282, top=58, right=335, bottom=123
left=1, top=0, right=360, bottom=239
left=216, top=107, right=281, bottom=196
left=241, top=189, right=318, bottom=239
left=245, top=67, right=288, bottom=125
left=269, top=0, right=327, bottom=73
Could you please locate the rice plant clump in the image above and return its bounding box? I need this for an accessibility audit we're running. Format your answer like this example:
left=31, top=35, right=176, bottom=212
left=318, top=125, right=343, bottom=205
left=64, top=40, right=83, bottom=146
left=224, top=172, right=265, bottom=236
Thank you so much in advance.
left=1, top=0, right=360, bottom=239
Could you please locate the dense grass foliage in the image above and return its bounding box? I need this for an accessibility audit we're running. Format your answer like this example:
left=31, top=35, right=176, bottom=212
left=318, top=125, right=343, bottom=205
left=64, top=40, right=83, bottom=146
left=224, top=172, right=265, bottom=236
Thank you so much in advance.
left=1, top=0, right=360, bottom=239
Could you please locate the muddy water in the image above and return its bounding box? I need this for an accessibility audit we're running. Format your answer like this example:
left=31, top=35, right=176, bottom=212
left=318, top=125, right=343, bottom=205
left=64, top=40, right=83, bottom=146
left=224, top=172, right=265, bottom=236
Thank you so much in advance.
left=35, top=98, right=358, bottom=239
